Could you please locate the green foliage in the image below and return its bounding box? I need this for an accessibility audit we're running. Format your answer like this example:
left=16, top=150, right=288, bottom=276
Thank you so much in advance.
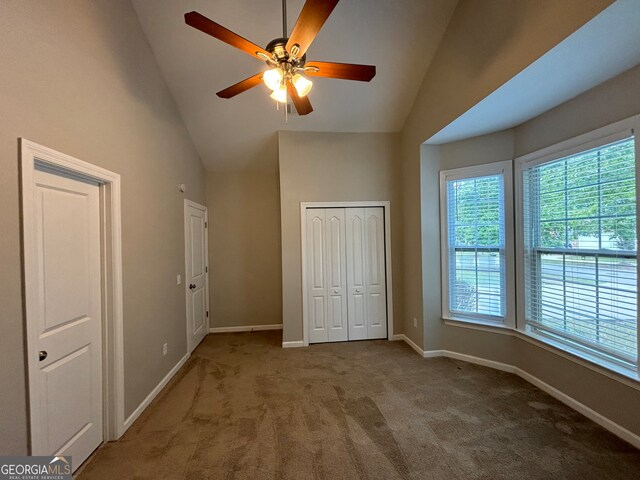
left=536, top=141, right=636, bottom=250
left=450, top=175, right=502, bottom=247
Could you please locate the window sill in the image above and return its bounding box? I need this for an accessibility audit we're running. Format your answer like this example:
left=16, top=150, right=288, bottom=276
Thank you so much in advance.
left=443, top=315, right=513, bottom=333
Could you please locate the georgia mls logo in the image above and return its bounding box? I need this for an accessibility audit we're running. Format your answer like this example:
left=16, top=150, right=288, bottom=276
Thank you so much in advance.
left=0, top=456, right=72, bottom=480
left=49, top=457, right=71, bottom=471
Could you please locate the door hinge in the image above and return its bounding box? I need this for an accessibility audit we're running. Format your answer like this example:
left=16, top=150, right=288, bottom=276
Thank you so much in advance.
left=206, top=311, right=209, bottom=318
left=205, top=266, right=208, bottom=273
left=205, top=221, right=208, bottom=228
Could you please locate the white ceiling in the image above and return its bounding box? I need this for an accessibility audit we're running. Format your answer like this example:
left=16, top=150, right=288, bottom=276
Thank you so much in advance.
left=132, top=0, right=458, bottom=170
left=427, top=0, right=640, bottom=145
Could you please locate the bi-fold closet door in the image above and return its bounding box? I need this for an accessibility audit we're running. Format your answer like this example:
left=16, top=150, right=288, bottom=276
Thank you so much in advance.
left=306, top=207, right=387, bottom=344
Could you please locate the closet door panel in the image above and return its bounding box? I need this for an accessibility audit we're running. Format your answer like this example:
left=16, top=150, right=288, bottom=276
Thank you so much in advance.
left=306, top=209, right=328, bottom=343
left=365, top=207, right=387, bottom=339
left=325, top=209, right=348, bottom=342
left=346, top=208, right=367, bottom=340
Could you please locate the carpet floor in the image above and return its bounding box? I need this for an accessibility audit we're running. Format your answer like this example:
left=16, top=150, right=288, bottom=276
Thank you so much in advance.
left=77, top=331, right=640, bottom=479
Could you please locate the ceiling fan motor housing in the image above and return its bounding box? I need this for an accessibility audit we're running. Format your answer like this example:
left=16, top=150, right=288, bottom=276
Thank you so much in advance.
left=265, top=37, right=306, bottom=67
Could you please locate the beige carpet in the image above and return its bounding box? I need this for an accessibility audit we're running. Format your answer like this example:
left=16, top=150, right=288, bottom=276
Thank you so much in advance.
left=78, top=331, right=640, bottom=479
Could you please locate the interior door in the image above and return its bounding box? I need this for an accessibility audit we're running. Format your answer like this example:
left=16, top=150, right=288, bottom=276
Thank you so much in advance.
left=364, top=207, right=388, bottom=339
left=185, top=201, right=209, bottom=352
left=325, top=209, right=348, bottom=342
left=306, top=209, right=328, bottom=343
left=30, top=167, right=103, bottom=469
left=306, top=209, right=348, bottom=344
left=346, top=208, right=368, bottom=340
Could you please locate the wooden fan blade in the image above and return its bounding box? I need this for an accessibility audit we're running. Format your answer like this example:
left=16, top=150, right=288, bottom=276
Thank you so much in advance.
left=286, top=0, right=339, bottom=58
left=216, top=73, right=264, bottom=99
left=305, top=61, right=376, bottom=82
left=287, top=82, right=313, bottom=115
left=185, top=11, right=271, bottom=60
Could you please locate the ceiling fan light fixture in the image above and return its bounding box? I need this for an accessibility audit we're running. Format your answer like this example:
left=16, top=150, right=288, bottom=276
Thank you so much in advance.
left=185, top=0, right=376, bottom=117
left=263, top=68, right=283, bottom=91
left=270, top=83, right=288, bottom=103
left=292, top=73, right=313, bottom=97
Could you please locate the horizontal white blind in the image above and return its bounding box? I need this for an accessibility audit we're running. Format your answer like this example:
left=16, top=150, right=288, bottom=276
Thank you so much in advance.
left=447, top=174, right=505, bottom=318
left=522, top=137, right=637, bottom=367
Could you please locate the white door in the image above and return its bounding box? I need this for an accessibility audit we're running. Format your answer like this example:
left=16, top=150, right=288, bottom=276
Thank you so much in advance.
left=325, top=209, right=348, bottom=342
left=306, top=209, right=329, bottom=343
left=346, top=208, right=368, bottom=340
left=364, top=207, right=387, bottom=339
left=184, top=201, right=209, bottom=352
left=307, top=209, right=348, bottom=344
left=30, top=167, right=103, bottom=469
left=305, top=206, right=388, bottom=344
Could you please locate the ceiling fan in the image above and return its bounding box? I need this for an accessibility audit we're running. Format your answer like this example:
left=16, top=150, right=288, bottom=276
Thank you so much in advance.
left=184, top=0, right=376, bottom=116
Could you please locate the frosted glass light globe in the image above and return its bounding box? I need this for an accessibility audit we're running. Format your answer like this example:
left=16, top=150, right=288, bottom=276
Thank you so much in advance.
left=263, top=68, right=283, bottom=91
left=270, top=84, right=287, bottom=103
left=292, top=74, right=313, bottom=97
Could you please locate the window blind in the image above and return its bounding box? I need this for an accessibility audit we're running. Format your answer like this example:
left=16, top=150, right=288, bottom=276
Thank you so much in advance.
left=522, top=137, right=638, bottom=367
left=447, top=174, right=505, bottom=318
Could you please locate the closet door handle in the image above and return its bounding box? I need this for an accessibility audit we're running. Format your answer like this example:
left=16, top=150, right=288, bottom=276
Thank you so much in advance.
left=355, top=289, right=361, bottom=294
left=333, top=289, right=339, bottom=294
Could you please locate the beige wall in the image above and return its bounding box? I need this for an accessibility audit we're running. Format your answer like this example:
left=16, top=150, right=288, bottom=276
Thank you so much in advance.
left=420, top=131, right=515, bottom=349
left=205, top=162, right=283, bottom=329
left=435, top=65, right=640, bottom=436
left=278, top=131, right=402, bottom=342
left=514, top=63, right=640, bottom=156
left=0, top=1, right=205, bottom=454
left=400, top=0, right=613, bottom=350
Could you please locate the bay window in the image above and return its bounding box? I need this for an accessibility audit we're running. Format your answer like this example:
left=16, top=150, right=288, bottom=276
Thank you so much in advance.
left=517, top=129, right=638, bottom=372
left=439, top=117, right=640, bottom=378
left=440, top=161, right=515, bottom=326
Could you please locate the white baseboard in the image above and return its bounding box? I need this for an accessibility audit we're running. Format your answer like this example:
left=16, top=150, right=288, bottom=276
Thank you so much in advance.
left=398, top=338, right=640, bottom=449
left=209, top=324, right=282, bottom=333
left=516, top=368, right=640, bottom=449
left=282, top=341, right=305, bottom=348
left=441, top=350, right=517, bottom=374
left=393, top=334, right=427, bottom=356
left=123, top=352, right=190, bottom=432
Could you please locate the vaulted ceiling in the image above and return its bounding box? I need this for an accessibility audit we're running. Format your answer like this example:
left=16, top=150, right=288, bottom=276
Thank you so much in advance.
left=427, top=0, right=640, bottom=145
left=132, top=0, right=458, bottom=170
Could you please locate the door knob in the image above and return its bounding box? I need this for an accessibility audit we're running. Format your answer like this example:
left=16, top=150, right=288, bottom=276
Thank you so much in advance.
left=355, top=289, right=361, bottom=293
left=189, top=284, right=196, bottom=290
left=39, top=351, right=48, bottom=361
left=333, top=289, right=338, bottom=294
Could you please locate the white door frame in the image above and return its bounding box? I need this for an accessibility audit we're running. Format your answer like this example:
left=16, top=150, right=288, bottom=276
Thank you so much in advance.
left=20, top=139, right=126, bottom=450
left=300, top=201, right=394, bottom=346
left=183, top=199, right=210, bottom=353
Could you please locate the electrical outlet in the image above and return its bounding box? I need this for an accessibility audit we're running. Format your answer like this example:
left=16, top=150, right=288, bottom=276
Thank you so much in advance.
left=413, top=317, right=417, bottom=328
left=162, top=343, right=168, bottom=356
left=176, top=274, right=181, bottom=285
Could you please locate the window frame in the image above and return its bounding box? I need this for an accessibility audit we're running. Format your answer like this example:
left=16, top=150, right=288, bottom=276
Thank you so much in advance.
left=515, top=115, right=640, bottom=376
left=439, top=160, right=516, bottom=328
